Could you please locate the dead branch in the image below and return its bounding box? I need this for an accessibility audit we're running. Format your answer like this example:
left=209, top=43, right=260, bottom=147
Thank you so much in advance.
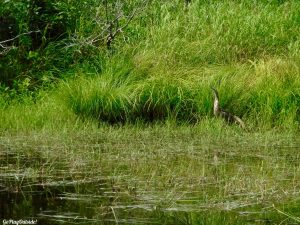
left=0, top=30, right=41, bottom=45
left=0, top=30, right=41, bottom=55
left=103, top=0, right=149, bottom=49
left=54, top=0, right=149, bottom=51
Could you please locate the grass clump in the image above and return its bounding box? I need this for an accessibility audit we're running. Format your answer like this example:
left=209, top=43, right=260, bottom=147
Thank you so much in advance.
left=243, top=58, right=300, bottom=129
left=64, top=74, right=132, bottom=124
left=132, top=76, right=199, bottom=122
left=65, top=73, right=202, bottom=124
left=63, top=55, right=300, bottom=130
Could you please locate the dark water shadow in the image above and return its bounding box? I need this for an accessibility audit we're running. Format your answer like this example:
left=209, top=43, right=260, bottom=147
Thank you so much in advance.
left=1, top=142, right=300, bottom=224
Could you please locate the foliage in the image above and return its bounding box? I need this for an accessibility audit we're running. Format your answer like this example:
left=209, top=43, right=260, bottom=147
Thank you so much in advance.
left=2, top=1, right=300, bottom=223
left=1, top=0, right=300, bottom=129
left=0, top=0, right=151, bottom=88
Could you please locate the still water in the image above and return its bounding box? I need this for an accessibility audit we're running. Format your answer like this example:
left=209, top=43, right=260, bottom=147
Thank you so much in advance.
left=1, top=132, right=300, bottom=224
left=2, top=176, right=296, bottom=225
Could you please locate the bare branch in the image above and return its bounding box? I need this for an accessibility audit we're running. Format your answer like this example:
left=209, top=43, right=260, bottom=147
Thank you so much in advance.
left=117, top=0, right=149, bottom=35
left=105, top=0, right=149, bottom=48
left=63, top=0, right=150, bottom=51
left=0, top=43, right=14, bottom=55
left=0, top=30, right=41, bottom=56
left=0, top=30, right=41, bottom=45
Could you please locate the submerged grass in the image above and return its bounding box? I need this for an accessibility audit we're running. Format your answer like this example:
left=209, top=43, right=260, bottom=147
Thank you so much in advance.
left=1, top=125, right=300, bottom=223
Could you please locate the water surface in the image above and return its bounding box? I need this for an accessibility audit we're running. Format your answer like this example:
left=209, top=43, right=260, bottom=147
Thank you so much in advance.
left=1, top=131, right=300, bottom=224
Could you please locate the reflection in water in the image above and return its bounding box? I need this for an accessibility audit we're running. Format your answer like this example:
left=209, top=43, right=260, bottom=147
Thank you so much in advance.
left=1, top=182, right=297, bottom=225
left=1, top=170, right=298, bottom=224
left=1, top=134, right=300, bottom=224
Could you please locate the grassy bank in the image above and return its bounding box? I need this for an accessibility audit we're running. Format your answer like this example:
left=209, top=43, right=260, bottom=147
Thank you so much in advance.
left=62, top=0, right=300, bottom=129
left=1, top=58, right=300, bottom=132
left=1, top=0, right=300, bottom=130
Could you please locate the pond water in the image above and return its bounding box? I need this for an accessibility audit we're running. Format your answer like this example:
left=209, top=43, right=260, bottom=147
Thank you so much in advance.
left=1, top=132, right=300, bottom=224
left=2, top=176, right=296, bottom=225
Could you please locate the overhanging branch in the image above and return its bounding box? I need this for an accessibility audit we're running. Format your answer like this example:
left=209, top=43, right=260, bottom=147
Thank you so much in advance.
left=0, top=30, right=41, bottom=55
left=0, top=30, right=41, bottom=45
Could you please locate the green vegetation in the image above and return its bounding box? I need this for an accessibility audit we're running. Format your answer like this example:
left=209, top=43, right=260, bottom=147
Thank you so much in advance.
left=1, top=127, right=300, bottom=224
left=1, top=0, right=300, bottom=224
left=1, top=0, right=300, bottom=129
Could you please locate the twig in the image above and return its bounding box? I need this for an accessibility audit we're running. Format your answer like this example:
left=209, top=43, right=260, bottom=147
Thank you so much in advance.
left=0, top=30, right=41, bottom=55
left=105, top=0, right=149, bottom=48
left=54, top=0, right=149, bottom=50
left=0, top=30, right=41, bottom=45
left=110, top=0, right=149, bottom=39
left=0, top=43, right=13, bottom=55
left=273, top=204, right=300, bottom=223
left=110, top=206, right=119, bottom=224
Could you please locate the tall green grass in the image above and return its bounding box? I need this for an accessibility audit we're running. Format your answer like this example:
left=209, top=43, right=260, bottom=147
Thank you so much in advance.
left=63, top=56, right=300, bottom=130
left=1, top=0, right=300, bottom=131
left=142, top=0, right=300, bottom=65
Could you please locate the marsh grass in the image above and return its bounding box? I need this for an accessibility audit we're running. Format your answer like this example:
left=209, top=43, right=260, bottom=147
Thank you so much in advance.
left=58, top=0, right=300, bottom=128
left=145, top=0, right=300, bottom=64
left=1, top=125, right=300, bottom=223
left=2, top=1, right=300, bottom=129
left=64, top=75, right=133, bottom=123
left=1, top=56, right=299, bottom=131
left=62, top=55, right=300, bottom=130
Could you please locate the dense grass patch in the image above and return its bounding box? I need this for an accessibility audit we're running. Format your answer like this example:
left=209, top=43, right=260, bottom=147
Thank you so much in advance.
left=1, top=0, right=300, bottom=130
left=63, top=56, right=299, bottom=131
left=56, top=0, right=300, bottom=129
left=143, top=0, right=300, bottom=66
left=132, top=76, right=199, bottom=122
left=64, top=73, right=201, bottom=123
left=65, top=75, right=132, bottom=123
